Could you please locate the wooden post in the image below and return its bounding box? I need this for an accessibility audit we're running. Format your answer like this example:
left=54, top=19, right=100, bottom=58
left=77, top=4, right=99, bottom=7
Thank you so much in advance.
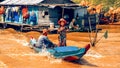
left=3, top=22, right=7, bottom=29
left=88, top=17, right=93, bottom=46
left=62, top=7, right=64, bottom=18
left=20, top=24, right=23, bottom=32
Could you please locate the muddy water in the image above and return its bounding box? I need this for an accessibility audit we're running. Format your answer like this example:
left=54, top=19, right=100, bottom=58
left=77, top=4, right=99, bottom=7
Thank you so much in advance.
left=0, top=25, right=120, bottom=68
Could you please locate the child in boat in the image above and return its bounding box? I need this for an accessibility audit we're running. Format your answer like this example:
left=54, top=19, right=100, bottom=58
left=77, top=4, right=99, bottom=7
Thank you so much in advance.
left=58, top=18, right=67, bottom=46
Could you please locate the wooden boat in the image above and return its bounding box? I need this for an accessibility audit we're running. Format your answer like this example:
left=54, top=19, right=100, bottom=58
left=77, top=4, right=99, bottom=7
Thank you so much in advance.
left=33, top=44, right=90, bottom=61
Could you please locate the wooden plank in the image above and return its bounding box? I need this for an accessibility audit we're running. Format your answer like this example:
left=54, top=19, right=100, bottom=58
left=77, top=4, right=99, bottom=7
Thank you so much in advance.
left=5, top=22, right=32, bottom=27
left=6, top=22, right=21, bottom=26
left=20, top=24, right=32, bottom=27
left=0, top=22, right=5, bottom=24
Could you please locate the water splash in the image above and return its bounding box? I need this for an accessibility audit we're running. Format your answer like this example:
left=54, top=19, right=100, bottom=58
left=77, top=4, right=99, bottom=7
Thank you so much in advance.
left=14, top=39, right=29, bottom=46
left=38, top=48, right=62, bottom=64
left=0, top=38, right=29, bottom=46
left=85, top=50, right=103, bottom=58
left=8, top=38, right=29, bottom=46
left=0, top=61, right=8, bottom=68
left=38, top=49, right=51, bottom=57
left=49, top=58, right=62, bottom=64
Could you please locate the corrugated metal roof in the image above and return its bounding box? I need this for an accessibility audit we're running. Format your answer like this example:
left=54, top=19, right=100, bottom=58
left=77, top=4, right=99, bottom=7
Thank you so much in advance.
left=0, top=0, right=43, bottom=5
left=0, top=0, right=75, bottom=5
left=41, top=0, right=74, bottom=4
left=0, top=0, right=10, bottom=4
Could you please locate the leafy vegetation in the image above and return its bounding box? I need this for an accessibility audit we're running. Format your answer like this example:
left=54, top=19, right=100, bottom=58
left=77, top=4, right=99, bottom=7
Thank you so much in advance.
left=73, top=0, right=120, bottom=11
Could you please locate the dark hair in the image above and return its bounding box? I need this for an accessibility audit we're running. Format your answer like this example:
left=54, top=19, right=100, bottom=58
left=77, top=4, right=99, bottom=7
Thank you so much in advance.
left=92, top=8, right=96, bottom=11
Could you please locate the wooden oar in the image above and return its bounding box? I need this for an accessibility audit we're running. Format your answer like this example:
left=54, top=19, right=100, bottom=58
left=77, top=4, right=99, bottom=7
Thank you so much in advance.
left=94, top=30, right=108, bottom=45
left=88, top=17, right=93, bottom=46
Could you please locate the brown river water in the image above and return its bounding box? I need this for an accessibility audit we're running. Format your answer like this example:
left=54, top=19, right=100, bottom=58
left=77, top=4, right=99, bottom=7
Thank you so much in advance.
left=0, top=24, right=120, bottom=68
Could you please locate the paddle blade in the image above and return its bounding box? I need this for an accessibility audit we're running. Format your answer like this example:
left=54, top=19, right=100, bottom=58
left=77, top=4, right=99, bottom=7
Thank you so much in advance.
left=104, top=30, right=108, bottom=39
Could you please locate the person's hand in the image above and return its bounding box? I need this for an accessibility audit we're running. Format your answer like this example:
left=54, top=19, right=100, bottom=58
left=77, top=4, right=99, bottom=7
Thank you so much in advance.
left=75, top=26, right=79, bottom=29
left=53, top=43, right=58, bottom=47
left=66, top=29, right=69, bottom=32
left=58, top=29, right=61, bottom=32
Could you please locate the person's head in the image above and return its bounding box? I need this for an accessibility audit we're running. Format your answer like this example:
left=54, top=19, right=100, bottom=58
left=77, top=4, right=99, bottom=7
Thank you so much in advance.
left=72, top=19, right=75, bottom=23
left=58, top=18, right=66, bottom=26
left=42, top=29, right=48, bottom=36
left=30, top=36, right=33, bottom=39
left=60, top=21, right=65, bottom=26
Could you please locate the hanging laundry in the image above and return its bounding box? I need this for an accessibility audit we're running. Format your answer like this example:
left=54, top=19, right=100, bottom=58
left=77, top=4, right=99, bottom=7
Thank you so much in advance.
left=29, top=11, right=37, bottom=25
left=0, top=15, right=3, bottom=22
left=12, top=7, right=20, bottom=22
left=5, top=7, right=13, bottom=21
left=12, top=7, right=19, bottom=12
left=13, top=11, right=19, bottom=22
left=0, top=6, right=5, bottom=14
left=22, top=7, right=29, bottom=24
left=22, top=7, right=29, bottom=19
left=0, top=6, right=5, bottom=22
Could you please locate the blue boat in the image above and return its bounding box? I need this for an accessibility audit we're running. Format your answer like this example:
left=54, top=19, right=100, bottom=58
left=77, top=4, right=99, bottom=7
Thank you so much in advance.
left=33, top=44, right=90, bottom=61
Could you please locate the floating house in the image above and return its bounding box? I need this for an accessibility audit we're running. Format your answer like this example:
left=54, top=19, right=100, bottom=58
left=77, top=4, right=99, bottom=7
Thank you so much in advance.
left=0, top=0, right=96, bottom=31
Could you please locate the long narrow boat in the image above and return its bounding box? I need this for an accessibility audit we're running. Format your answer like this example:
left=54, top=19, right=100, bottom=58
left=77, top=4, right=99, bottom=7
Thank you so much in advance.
left=33, top=44, right=90, bottom=61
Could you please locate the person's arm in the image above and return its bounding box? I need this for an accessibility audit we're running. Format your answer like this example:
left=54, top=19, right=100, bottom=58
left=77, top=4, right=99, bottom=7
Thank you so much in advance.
left=58, top=27, right=65, bottom=32
left=69, top=22, right=73, bottom=29
left=73, top=22, right=79, bottom=29
left=65, top=26, right=69, bottom=32
left=44, top=36, right=57, bottom=47
left=57, top=27, right=61, bottom=33
left=35, top=36, right=44, bottom=48
left=44, top=36, right=53, bottom=44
